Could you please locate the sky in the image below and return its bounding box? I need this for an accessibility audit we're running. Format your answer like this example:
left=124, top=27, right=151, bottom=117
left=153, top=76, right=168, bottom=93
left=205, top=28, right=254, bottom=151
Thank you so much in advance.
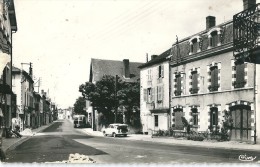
left=11, top=0, right=252, bottom=109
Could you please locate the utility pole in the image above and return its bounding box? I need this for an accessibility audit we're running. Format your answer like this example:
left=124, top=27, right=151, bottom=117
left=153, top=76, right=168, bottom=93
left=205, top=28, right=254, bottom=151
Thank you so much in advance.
left=114, top=75, right=118, bottom=123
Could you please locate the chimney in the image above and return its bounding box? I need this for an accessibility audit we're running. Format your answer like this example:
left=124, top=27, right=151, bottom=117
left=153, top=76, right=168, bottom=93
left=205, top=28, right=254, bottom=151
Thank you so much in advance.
left=151, top=55, right=158, bottom=60
left=123, top=59, right=130, bottom=78
left=146, top=53, right=148, bottom=62
left=243, top=0, right=256, bottom=10
left=206, top=16, right=216, bottom=29
left=29, top=62, right=33, bottom=77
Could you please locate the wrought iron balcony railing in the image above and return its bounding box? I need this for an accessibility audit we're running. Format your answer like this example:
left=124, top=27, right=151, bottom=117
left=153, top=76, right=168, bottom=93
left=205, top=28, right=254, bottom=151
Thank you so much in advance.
left=233, top=3, right=260, bottom=63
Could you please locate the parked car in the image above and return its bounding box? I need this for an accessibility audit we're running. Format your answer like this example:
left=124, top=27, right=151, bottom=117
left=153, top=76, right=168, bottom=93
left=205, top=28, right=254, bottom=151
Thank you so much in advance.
left=102, top=123, right=128, bottom=137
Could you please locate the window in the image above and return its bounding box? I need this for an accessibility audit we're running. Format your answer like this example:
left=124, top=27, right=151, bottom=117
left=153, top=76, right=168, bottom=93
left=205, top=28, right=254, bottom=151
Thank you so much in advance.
left=143, top=88, right=147, bottom=101
left=147, top=69, right=152, bottom=81
left=191, top=39, right=199, bottom=53
left=173, top=108, right=184, bottom=130
left=211, top=31, right=218, bottom=47
left=208, top=66, right=219, bottom=92
left=174, top=74, right=182, bottom=96
left=144, top=88, right=155, bottom=103
left=210, top=107, right=218, bottom=127
left=191, top=108, right=198, bottom=127
left=157, top=85, right=163, bottom=102
left=154, top=115, right=158, bottom=127
left=234, top=62, right=246, bottom=88
left=207, top=28, right=222, bottom=49
left=190, top=71, right=199, bottom=94
left=158, top=65, right=164, bottom=78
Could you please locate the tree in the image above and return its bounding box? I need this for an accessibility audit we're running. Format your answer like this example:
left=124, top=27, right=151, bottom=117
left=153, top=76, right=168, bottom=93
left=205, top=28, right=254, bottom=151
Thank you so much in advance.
left=117, top=80, right=141, bottom=127
left=73, top=96, right=86, bottom=115
left=79, top=75, right=140, bottom=128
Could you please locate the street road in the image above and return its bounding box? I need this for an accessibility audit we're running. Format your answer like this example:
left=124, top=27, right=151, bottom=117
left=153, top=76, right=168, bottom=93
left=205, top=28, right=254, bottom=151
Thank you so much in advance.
left=5, top=120, right=260, bottom=164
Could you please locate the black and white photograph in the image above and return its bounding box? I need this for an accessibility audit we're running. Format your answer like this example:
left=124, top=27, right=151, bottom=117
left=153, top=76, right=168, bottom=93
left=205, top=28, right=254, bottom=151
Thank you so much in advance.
left=0, top=0, right=259, bottom=165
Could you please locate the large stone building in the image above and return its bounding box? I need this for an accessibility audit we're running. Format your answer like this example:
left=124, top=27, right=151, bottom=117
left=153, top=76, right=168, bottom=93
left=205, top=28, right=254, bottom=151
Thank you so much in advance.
left=140, top=0, right=260, bottom=143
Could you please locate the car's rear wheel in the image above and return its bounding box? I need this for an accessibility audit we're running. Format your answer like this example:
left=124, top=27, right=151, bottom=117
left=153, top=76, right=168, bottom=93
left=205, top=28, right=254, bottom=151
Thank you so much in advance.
left=112, top=133, right=116, bottom=138
left=124, top=134, right=127, bottom=137
left=103, top=131, right=107, bottom=136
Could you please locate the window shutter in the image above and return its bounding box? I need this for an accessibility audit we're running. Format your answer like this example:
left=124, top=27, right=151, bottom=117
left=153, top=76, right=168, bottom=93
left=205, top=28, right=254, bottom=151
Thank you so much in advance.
left=192, top=72, right=198, bottom=90
left=162, top=85, right=164, bottom=100
left=158, top=66, right=160, bottom=78
left=161, top=65, right=164, bottom=78
left=152, top=88, right=155, bottom=102
left=214, top=68, right=218, bottom=87
left=236, top=63, right=245, bottom=84
left=143, top=89, right=147, bottom=102
left=177, top=75, right=181, bottom=93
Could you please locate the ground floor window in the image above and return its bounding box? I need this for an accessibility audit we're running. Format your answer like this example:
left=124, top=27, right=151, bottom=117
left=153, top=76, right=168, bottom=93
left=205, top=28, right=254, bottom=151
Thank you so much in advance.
left=154, top=115, right=158, bottom=127
left=210, top=107, right=218, bottom=127
left=191, top=108, right=198, bottom=127
left=173, top=108, right=184, bottom=130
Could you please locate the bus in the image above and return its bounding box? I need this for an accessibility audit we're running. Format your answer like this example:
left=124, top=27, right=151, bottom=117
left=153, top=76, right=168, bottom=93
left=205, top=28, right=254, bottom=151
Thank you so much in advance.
left=73, top=115, right=88, bottom=128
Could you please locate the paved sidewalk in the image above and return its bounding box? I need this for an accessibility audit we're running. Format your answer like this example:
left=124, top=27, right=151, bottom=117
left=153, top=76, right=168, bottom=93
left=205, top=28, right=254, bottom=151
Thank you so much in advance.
left=1, top=121, right=56, bottom=152
left=80, top=128, right=260, bottom=151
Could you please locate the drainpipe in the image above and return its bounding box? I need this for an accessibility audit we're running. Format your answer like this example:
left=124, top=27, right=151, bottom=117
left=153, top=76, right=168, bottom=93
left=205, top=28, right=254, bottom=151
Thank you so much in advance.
left=253, top=62, right=256, bottom=144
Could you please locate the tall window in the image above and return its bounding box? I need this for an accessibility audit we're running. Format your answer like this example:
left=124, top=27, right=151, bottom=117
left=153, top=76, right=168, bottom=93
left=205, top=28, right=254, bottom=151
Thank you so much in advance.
left=147, top=88, right=152, bottom=103
left=211, top=31, right=218, bottom=47
left=154, top=115, right=158, bottom=127
left=210, top=107, right=218, bottom=127
left=174, top=74, right=182, bottom=96
left=157, top=85, right=163, bottom=102
left=190, top=71, right=199, bottom=94
left=209, top=66, right=219, bottom=92
left=173, top=108, right=184, bottom=130
left=191, top=108, right=198, bottom=127
left=144, top=88, right=155, bottom=103
left=158, top=65, right=164, bottom=78
left=191, top=39, right=199, bottom=53
left=234, top=62, right=246, bottom=88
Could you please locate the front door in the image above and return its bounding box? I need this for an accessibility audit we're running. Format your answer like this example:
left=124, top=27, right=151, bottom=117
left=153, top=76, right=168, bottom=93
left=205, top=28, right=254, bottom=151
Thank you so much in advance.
left=230, top=105, right=251, bottom=141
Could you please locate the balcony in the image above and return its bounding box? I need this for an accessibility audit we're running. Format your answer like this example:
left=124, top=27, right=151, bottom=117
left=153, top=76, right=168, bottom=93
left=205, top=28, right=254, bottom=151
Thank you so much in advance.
left=233, top=3, right=260, bottom=64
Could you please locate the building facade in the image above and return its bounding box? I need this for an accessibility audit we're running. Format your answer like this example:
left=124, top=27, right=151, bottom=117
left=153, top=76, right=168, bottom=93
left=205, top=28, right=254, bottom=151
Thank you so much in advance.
left=0, top=0, right=17, bottom=134
left=140, top=0, right=260, bottom=143
left=139, top=53, right=171, bottom=134
left=12, top=66, right=34, bottom=131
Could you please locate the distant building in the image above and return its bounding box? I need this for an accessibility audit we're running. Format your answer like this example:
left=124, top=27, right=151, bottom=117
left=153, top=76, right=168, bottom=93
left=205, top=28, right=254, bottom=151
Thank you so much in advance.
left=12, top=66, right=34, bottom=131
left=87, top=58, right=143, bottom=131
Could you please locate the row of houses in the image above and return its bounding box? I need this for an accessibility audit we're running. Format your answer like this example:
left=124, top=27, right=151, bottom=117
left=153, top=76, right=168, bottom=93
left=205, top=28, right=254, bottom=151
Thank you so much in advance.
left=85, top=0, right=259, bottom=143
left=0, top=0, right=58, bottom=135
left=12, top=65, right=58, bottom=132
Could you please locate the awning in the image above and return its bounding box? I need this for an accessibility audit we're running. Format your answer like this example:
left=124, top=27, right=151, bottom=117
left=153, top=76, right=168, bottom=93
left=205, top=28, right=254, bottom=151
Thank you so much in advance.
left=0, top=84, right=12, bottom=94
left=150, top=108, right=169, bottom=114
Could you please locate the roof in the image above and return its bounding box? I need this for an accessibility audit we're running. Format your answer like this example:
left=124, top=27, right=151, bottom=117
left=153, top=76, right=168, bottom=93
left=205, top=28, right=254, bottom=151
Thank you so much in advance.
left=140, top=19, right=234, bottom=69
left=138, top=49, right=171, bottom=68
left=12, top=66, right=34, bottom=83
left=90, top=58, right=143, bottom=82
left=8, top=0, right=17, bottom=32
